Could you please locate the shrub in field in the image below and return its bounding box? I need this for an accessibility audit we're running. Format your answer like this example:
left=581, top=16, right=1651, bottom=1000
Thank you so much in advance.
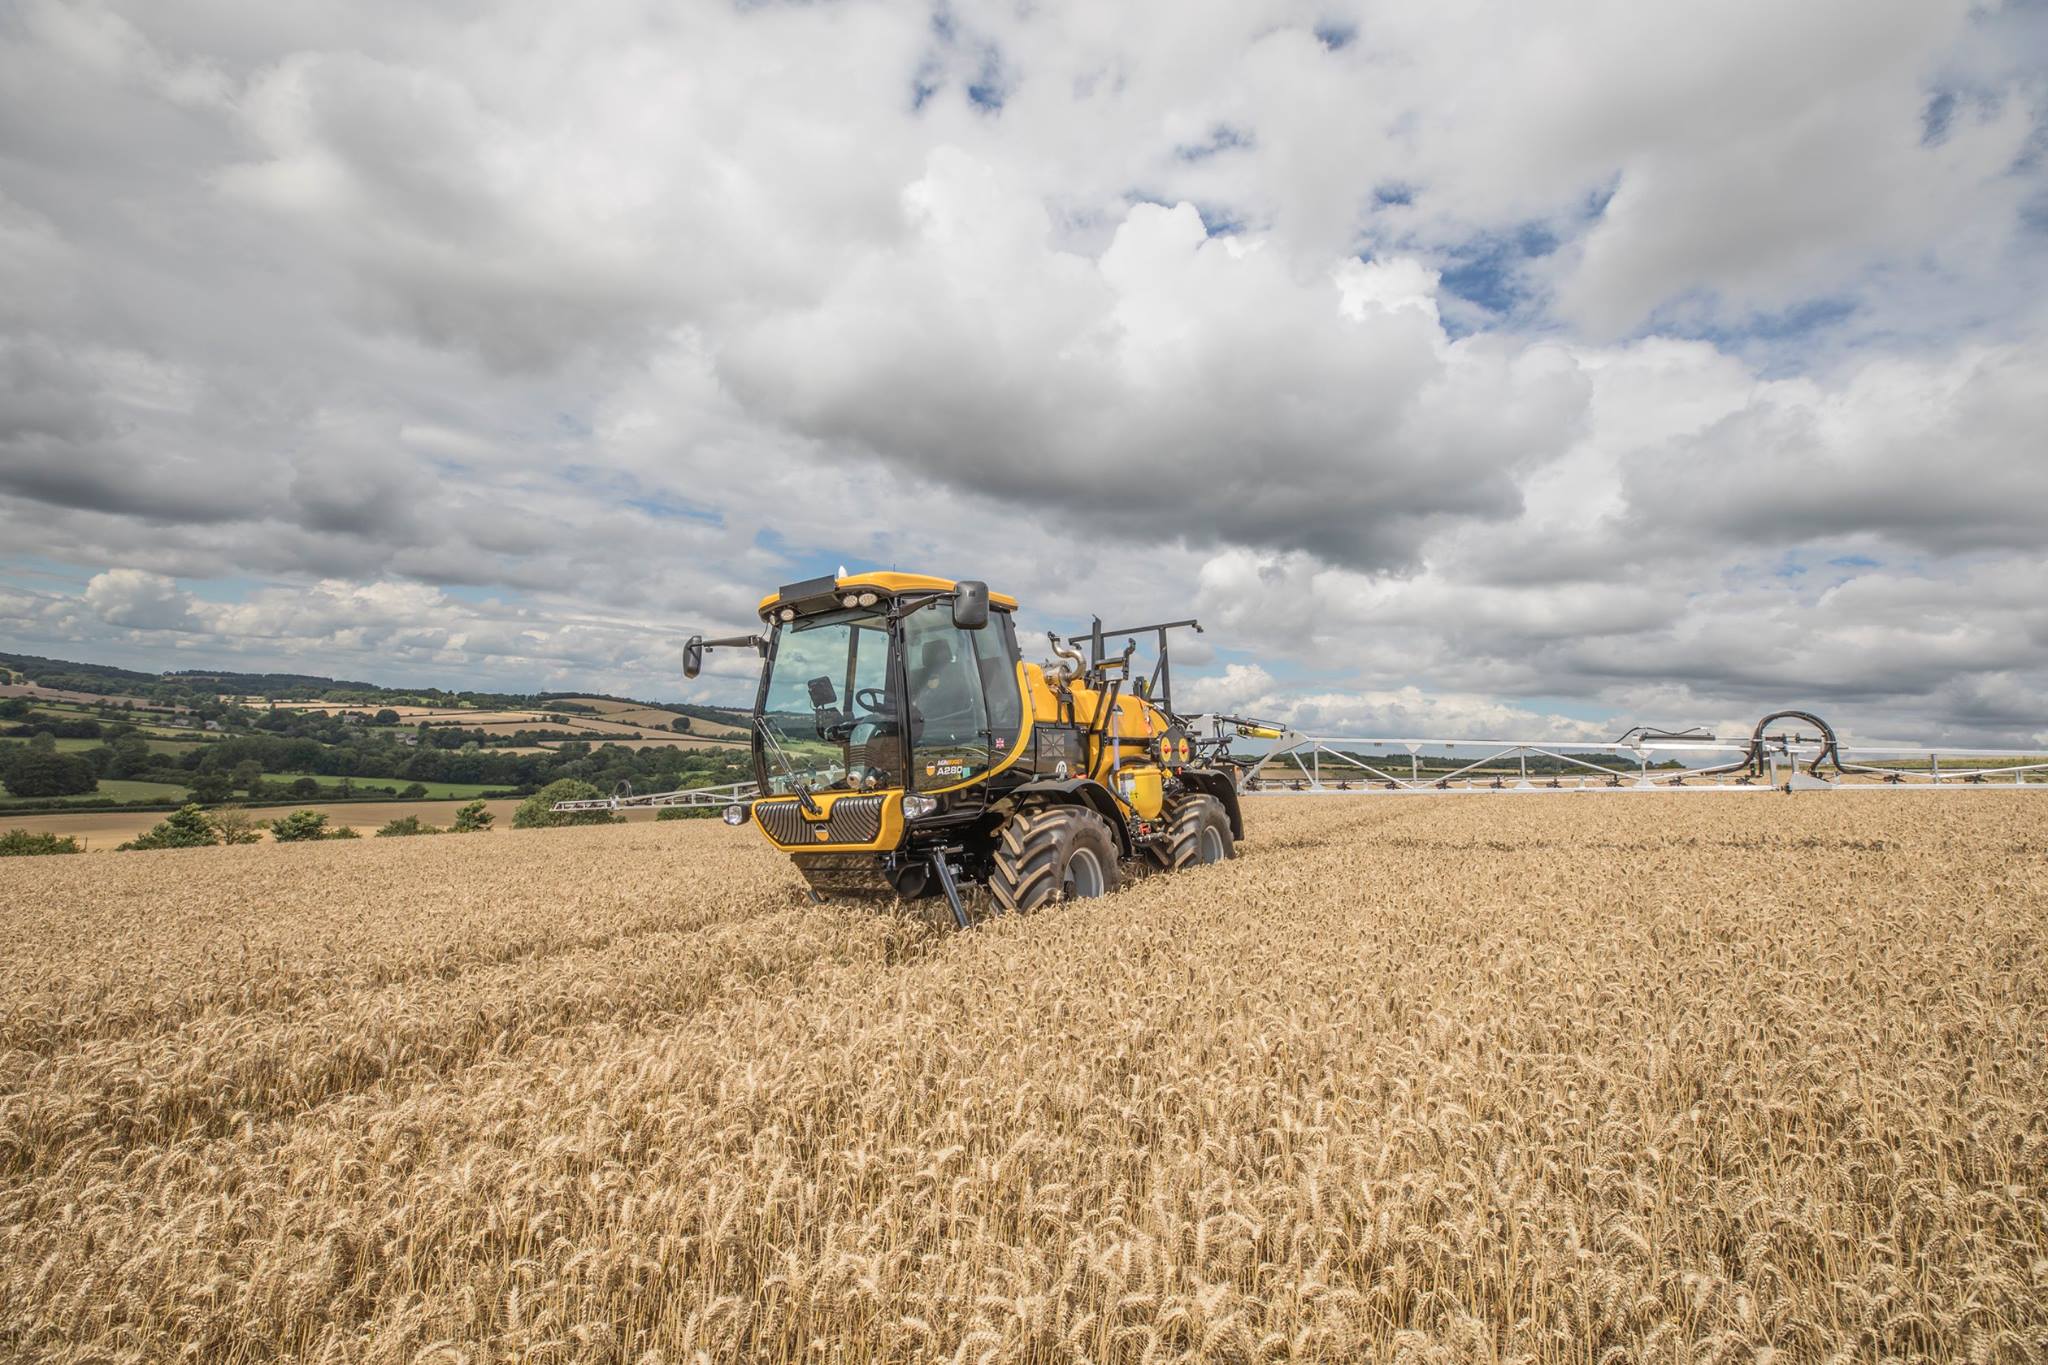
left=210, top=807, right=263, bottom=845
left=656, top=804, right=717, bottom=820
left=0, top=828, right=81, bottom=855
left=118, top=804, right=219, bottom=851
left=267, top=809, right=333, bottom=842
left=376, top=815, right=440, bottom=837
left=450, top=800, right=493, bottom=832
left=513, top=779, right=619, bottom=828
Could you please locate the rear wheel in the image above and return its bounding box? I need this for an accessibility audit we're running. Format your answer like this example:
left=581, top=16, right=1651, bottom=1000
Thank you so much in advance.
left=988, top=806, right=1122, bottom=914
left=1146, top=794, right=1236, bottom=872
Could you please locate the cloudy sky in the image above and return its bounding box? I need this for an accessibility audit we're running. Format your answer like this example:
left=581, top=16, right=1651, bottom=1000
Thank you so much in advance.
left=2, top=0, right=2046, bottom=743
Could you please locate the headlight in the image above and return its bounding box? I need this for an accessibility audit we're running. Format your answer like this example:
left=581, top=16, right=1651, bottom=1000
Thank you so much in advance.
left=779, top=607, right=795, bottom=621
left=721, top=804, right=749, bottom=826
left=841, top=594, right=859, bottom=608
left=901, top=794, right=938, bottom=819
left=857, top=592, right=878, bottom=606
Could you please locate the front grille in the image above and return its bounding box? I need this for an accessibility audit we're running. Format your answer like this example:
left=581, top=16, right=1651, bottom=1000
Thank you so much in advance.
left=757, top=793, right=887, bottom=846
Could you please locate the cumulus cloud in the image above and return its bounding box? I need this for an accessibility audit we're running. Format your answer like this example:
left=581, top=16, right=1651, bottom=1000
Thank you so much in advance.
left=1622, top=343, right=2048, bottom=554
left=82, top=569, right=198, bottom=631
left=724, top=163, right=1587, bottom=568
left=1178, top=662, right=1611, bottom=743
left=2, top=0, right=2046, bottom=741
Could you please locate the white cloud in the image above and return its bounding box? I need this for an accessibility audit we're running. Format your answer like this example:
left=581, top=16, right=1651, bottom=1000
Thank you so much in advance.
left=82, top=569, right=198, bottom=631
left=1, top=0, right=2046, bottom=742
left=1180, top=661, right=1610, bottom=743
left=723, top=160, right=1588, bottom=568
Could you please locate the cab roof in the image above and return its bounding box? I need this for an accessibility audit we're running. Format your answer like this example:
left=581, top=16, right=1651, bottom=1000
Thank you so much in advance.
left=757, top=571, right=1018, bottom=617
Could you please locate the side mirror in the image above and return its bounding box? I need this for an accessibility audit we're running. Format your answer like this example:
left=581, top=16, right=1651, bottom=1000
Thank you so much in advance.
left=952, top=580, right=990, bottom=630
left=682, top=636, right=704, bottom=679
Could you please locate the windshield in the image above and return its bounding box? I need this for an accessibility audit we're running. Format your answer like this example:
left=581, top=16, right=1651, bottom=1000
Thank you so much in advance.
left=757, top=610, right=900, bottom=794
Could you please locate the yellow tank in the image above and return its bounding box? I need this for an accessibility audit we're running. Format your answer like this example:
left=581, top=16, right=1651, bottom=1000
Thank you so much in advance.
left=1116, top=765, right=1165, bottom=819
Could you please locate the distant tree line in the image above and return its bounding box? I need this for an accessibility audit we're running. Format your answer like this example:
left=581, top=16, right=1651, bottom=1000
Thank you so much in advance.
left=1, top=723, right=749, bottom=806
left=1, top=651, right=750, bottom=729
left=1, top=652, right=754, bottom=810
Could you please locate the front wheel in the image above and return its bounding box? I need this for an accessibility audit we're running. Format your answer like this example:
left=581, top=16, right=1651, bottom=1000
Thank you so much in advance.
left=989, top=807, right=1122, bottom=914
left=1146, top=794, right=1237, bottom=872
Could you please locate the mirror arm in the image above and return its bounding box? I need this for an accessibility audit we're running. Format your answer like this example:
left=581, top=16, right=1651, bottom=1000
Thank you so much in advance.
left=683, top=633, right=768, bottom=679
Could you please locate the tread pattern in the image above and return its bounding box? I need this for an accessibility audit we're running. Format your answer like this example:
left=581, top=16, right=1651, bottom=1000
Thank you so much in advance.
left=1147, top=794, right=1237, bottom=871
left=989, top=807, right=1120, bottom=914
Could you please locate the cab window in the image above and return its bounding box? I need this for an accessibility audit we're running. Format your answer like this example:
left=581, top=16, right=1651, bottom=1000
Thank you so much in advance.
left=903, top=607, right=990, bottom=788
left=972, top=612, right=1024, bottom=760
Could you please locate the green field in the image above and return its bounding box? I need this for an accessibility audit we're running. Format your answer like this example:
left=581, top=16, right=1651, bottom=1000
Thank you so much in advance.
left=100, top=779, right=191, bottom=801
left=44, top=735, right=207, bottom=753
left=0, top=778, right=189, bottom=808
left=258, top=773, right=505, bottom=799
left=0, top=770, right=501, bottom=809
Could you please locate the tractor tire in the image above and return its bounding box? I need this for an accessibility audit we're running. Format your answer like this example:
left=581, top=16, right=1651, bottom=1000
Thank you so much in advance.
left=1147, top=794, right=1236, bottom=872
left=988, top=806, right=1122, bottom=914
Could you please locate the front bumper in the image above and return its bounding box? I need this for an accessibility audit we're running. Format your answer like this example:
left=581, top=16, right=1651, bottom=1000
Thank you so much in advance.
left=752, top=790, right=905, bottom=852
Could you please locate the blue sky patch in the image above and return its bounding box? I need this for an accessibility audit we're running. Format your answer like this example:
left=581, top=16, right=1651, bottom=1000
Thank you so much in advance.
left=1175, top=125, right=1253, bottom=162
left=1313, top=21, right=1357, bottom=51
left=1436, top=222, right=1560, bottom=317
left=1921, top=90, right=1957, bottom=145
left=624, top=494, right=723, bottom=526
left=1659, top=294, right=1860, bottom=362
left=966, top=69, right=1006, bottom=112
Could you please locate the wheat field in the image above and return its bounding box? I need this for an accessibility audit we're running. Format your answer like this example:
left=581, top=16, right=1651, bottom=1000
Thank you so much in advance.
left=2, top=794, right=2044, bottom=1363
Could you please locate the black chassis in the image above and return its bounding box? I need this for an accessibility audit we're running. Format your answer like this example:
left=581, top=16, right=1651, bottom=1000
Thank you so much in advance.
left=799, top=760, right=1243, bottom=930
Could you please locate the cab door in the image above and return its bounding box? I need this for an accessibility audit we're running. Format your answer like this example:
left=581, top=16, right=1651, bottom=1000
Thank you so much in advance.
left=902, top=606, right=990, bottom=789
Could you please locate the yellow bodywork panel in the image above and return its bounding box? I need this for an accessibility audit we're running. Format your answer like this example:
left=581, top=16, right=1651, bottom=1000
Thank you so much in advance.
left=758, top=572, right=1019, bottom=616
left=1019, top=661, right=1175, bottom=822
left=751, top=788, right=905, bottom=852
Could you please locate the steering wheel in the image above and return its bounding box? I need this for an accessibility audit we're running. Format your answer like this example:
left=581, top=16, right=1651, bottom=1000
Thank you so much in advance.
left=855, top=687, right=891, bottom=713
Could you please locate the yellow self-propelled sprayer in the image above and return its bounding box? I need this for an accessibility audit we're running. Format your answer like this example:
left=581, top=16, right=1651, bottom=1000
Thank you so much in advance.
left=657, top=571, right=1246, bottom=926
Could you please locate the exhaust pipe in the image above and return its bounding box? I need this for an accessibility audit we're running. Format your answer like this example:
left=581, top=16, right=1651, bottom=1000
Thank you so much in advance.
left=1045, top=633, right=1085, bottom=685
